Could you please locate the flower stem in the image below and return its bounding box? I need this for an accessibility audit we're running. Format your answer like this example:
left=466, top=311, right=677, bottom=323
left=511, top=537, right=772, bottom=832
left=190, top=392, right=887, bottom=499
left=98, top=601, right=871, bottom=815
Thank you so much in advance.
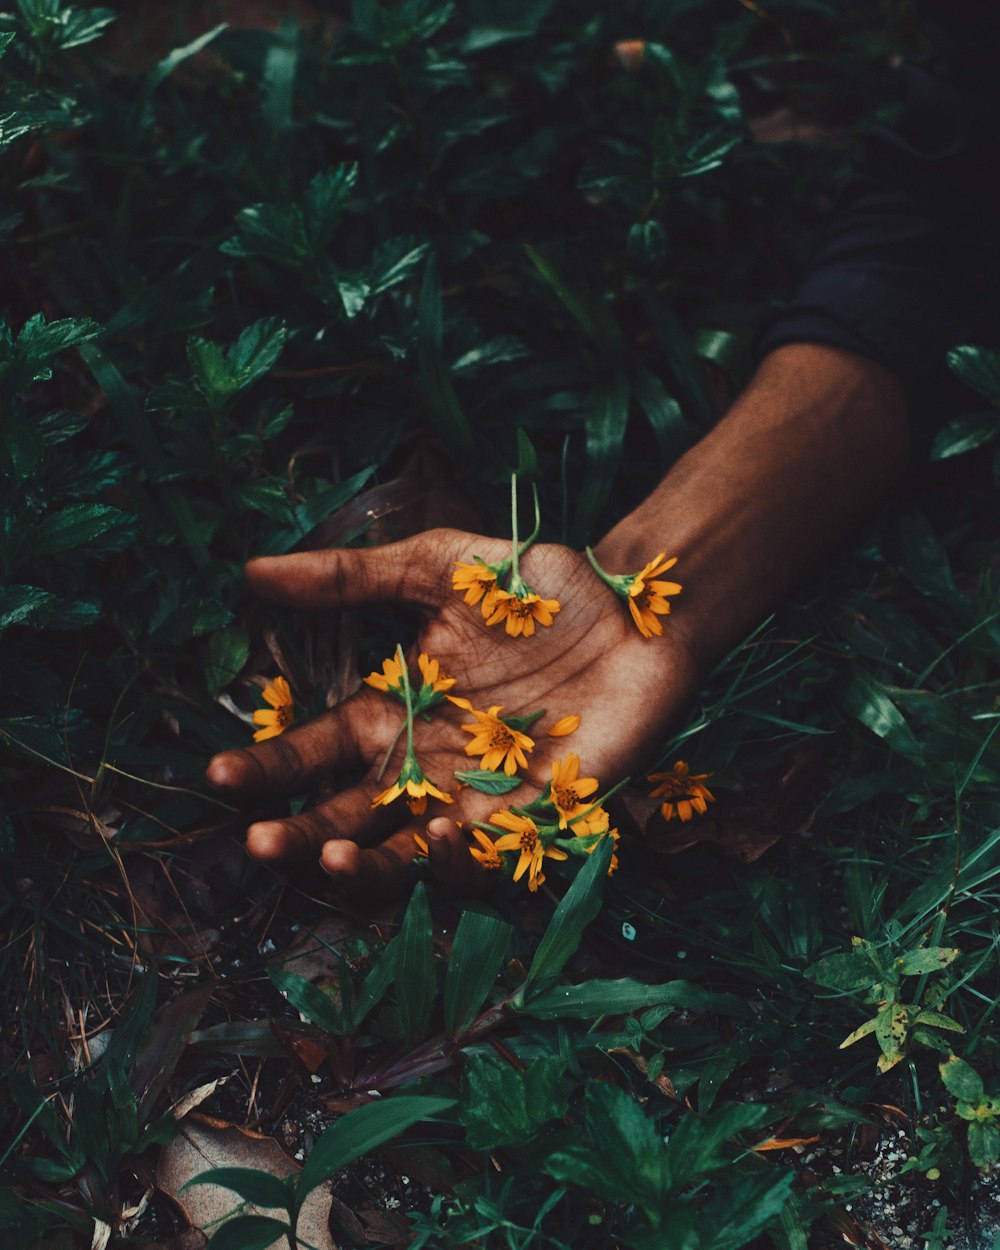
left=396, top=643, right=415, bottom=760
left=509, top=472, right=521, bottom=584
left=516, top=482, right=541, bottom=557
left=585, top=546, right=630, bottom=598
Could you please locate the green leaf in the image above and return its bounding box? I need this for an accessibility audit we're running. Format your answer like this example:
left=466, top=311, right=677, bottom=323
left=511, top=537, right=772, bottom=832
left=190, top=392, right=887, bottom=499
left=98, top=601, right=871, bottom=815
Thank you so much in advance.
left=394, top=882, right=435, bottom=1043
left=543, top=1081, right=668, bottom=1225
left=227, top=317, right=288, bottom=387
left=839, top=1017, right=878, bottom=1049
left=947, top=344, right=1000, bottom=407
left=255, top=467, right=375, bottom=556
left=0, top=585, right=54, bottom=631
left=631, top=366, right=692, bottom=459
left=574, top=371, right=630, bottom=542
left=931, top=410, right=1000, bottom=460
left=805, top=948, right=879, bottom=992
left=443, top=908, right=512, bottom=1035
left=453, top=769, right=523, bottom=795
left=968, top=1120, right=1000, bottom=1169
left=416, top=257, right=472, bottom=451
left=898, top=947, right=960, bottom=975
left=665, top=1102, right=772, bottom=1190
left=204, top=626, right=250, bottom=695
left=874, top=1004, right=908, bottom=1068
left=297, top=1095, right=455, bottom=1200
left=940, top=1056, right=984, bottom=1103
left=27, top=503, right=134, bottom=559
left=186, top=1167, right=292, bottom=1212
left=523, top=245, right=624, bottom=355
left=148, top=23, right=227, bottom=91
left=912, top=1010, right=964, bottom=1034
left=459, top=1055, right=568, bottom=1150
left=520, top=977, right=746, bottom=1021
left=268, top=966, right=344, bottom=1034
left=842, top=671, right=924, bottom=763
left=205, top=1215, right=291, bottom=1250
left=521, top=837, right=612, bottom=992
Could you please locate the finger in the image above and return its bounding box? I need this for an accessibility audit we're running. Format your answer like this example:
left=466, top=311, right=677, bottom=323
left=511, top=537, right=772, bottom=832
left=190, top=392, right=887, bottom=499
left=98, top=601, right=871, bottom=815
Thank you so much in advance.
left=424, top=817, right=488, bottom=896
left=245, top=780, right=404, bottom=862
left=319, top=829, right=421, bottom=902
left=206, top=697, right=385, bottom=796
left=244, top=531, right=465, bottom=612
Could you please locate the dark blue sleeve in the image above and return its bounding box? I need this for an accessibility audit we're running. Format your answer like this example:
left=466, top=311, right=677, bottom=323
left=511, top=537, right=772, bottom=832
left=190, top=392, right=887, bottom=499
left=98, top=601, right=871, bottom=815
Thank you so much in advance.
left=756, top=5, right=1000, bottom=433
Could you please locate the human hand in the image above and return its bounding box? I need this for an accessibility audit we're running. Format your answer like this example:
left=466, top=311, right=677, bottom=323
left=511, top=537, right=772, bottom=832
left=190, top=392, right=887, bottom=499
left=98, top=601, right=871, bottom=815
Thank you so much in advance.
left=205, top=528, right=700, bottom=900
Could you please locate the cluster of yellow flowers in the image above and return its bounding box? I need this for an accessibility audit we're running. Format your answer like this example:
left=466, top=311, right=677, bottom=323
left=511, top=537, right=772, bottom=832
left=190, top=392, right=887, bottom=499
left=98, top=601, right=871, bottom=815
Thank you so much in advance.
left=251, top=665, right=714, bottom=888
left=247, top=476, right=714, bottom=888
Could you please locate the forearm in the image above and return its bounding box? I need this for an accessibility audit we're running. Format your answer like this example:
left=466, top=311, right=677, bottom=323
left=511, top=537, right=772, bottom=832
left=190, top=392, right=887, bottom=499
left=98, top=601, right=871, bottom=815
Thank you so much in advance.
left=593, top=343, right=909, bottom=672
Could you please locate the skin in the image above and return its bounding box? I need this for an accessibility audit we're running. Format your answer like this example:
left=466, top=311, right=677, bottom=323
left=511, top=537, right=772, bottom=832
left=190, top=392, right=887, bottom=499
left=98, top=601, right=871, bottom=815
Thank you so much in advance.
left=206, top=343, right=909, bottom=899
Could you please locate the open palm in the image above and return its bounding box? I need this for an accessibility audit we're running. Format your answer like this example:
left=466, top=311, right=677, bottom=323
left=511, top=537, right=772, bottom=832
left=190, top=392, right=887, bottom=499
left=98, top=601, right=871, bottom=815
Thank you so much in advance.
left=206, top=528, right=698, bottom=899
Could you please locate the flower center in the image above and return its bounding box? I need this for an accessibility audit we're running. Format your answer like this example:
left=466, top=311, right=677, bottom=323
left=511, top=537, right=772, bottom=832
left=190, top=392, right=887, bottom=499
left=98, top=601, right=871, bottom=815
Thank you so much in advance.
left=507, top=598, right=535, bottom=618
left=634, top=585, right=654, bottom=611
left=519, top=829, right=538, bottom=852
left=553, top=785, right=579, bottom=810
left=489, top=723, right=515, bottom=750
left=276, top=705, right=293, bottom=728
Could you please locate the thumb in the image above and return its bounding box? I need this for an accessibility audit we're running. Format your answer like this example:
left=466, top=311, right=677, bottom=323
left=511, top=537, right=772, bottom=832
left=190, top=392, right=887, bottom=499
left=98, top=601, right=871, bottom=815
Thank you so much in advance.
left=244, top=529, right=466, bottom=610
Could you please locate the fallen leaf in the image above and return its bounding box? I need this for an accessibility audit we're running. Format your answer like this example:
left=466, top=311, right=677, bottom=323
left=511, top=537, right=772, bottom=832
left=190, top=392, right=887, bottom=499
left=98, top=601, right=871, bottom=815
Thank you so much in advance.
left=158, top=1122, right=335, bottom=1249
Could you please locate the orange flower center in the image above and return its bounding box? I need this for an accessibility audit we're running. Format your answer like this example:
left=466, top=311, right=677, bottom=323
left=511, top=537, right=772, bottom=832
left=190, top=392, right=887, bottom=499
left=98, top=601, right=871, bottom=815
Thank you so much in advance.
left=633, top=585, right=655, bottom=611
left=489, top=723, right=516, bottom=750
left=553, top=784, right=580, bottom=810
left=275, top=705, right=293, bottom=728
left=506, top=599, right=535, bottom=619
left=519, top=829, right=538, bottom=852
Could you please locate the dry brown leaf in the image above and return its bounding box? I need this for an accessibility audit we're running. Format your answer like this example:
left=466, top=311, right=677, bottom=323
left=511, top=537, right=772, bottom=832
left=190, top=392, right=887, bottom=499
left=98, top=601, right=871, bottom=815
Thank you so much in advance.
left=157, top=1122, right=336, bottom=1250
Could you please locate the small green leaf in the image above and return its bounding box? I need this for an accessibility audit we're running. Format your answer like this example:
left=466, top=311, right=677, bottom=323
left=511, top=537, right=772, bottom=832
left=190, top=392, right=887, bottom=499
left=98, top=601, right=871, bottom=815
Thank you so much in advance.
left=453, top=770, right=523, bottom=795
left=520, top=977, right=746, bottom=1021
left=205, top=1215, right=292, bottom=1250
left=204, top=626, right=251, bottom=695
left=268, top=967, right=344, bottom=1034
left=394, top=882, right=435, bottom=1043
left=940, top=1056, right=985, bottom=1103
left=458, top=1055, right=568, bottom=1150
left=968, top=1120, right=1000, bottom=1169
left=521, top=836, right=612, bottom=992
left=297, top=1095, right=455, bottom=1200
left=805, top=948, right=879, bottom=992
left=913, top=1010, right=965, bottom=1034
left=931, top=410, right=1000, bottom=460
left=443, top=907, right=512, bottom=1035
left=839, top=1017, right=878, bottom=1049
left=842, top=672, right=924, bottom=763
left=898, top=947, right=959, bottom=975
left=947, top=344, right=1000, bottom=407
left=185, top=1167, right=292, bottom=1212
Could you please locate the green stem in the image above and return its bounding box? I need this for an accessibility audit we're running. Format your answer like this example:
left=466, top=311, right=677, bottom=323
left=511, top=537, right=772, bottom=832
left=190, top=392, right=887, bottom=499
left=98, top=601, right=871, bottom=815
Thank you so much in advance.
left=510, top=472, right=521, bottom=585
left=585, top=546, right=630, bottom=598
left=517, top=482, right=541, bottom=556
left=396, top=643, right=415, bottom=760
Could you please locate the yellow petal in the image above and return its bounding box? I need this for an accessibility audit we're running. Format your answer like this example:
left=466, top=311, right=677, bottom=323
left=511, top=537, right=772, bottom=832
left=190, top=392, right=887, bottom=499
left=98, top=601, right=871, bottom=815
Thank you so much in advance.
left=548, top=715, right=580, bottom=737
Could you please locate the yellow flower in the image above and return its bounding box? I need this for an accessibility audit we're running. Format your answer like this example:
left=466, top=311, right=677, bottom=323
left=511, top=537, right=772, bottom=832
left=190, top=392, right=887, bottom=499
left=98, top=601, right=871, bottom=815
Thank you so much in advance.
left=417, top=652, right=456, bottom=696
left=252, top=676, right=295, bottom=742
left=363, top=654, right=404, bottom=695
left=490, top=811, right=567, bottom=892
left=452, top=560, right=499, bottom=607
left=461, top=705, right=534, bottom=775
left=576, top=826, right=621, bottom=876
left=372, top=759, right=454, bottom=814
left=413, top=832, right=429, bottom=858
left=483, top=589, right=561, bottom=638
left=627, top=553, right=682, bottom=639
left=549, top=753, right=606, bottom=834
left=547, top=714, right=581, bottom=738
left=648, top=760, right=714, bottom=822
left=468, top=827, right=502, bottom=870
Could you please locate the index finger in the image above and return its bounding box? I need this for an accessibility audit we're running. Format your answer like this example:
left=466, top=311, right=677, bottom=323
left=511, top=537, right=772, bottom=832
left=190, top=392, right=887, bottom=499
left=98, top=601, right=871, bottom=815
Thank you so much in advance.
left=206, top=694, right=394, bottom=797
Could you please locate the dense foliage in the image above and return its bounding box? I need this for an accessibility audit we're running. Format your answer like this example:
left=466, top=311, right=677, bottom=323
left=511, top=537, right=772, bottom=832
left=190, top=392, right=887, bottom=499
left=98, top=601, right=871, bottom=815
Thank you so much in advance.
left=3, top=2, right=1000, bottom=1248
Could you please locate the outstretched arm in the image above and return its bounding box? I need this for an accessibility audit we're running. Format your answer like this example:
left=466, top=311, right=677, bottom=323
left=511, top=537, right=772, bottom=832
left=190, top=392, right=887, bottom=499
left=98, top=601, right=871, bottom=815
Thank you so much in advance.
left=206, top=342, right=907, bottom=898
